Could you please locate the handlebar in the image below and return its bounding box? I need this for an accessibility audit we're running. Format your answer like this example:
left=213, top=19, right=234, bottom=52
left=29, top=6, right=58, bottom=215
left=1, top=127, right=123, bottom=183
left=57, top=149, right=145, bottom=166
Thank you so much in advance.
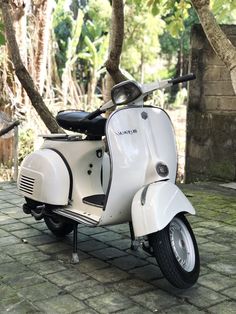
left=168, top=73, right=196, bottom=85
left=83, top=73, right=196, bottom=120
left=0, top=120, right=20, bottom=137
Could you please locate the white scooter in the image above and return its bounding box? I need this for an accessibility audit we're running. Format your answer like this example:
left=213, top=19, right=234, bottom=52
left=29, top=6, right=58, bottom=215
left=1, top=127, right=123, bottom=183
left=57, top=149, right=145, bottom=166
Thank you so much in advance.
left=18, top=73, right=200, bottom=288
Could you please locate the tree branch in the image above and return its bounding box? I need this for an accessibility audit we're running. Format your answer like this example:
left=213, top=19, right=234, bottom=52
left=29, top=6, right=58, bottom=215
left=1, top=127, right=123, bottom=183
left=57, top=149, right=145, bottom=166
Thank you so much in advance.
left=191, top=0, right=236, bottom=94
left=105, top=0, right=127, bottom=84
left=0, top=0, right=63, bottom=133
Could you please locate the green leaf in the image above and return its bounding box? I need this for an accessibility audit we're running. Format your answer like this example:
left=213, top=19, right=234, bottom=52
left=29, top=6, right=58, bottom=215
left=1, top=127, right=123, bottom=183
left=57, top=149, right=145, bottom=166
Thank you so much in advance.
left=0, top=33, right=5, bottom=46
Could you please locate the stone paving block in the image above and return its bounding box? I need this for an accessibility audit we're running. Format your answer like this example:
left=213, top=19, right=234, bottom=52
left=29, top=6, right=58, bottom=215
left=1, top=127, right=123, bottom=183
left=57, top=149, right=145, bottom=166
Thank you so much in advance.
left=193, top=227, right=216, bottom=237
left=31, top=221, right=48, bottom=231
left=126, top=247, right=151, bottom=260
left=11, top=228, right=43, bottom=238
left=193, top=220, right=223, bottom=229
left=194, top=235, right=209, bottom=244
left=0, top=253, right=14, bottom=264
left=200, top=241, right=231, bottom=254
left=62, top=231, right=90, bottom=243
left=71, top=283, right=107, bottom=300
left=0, top=296, right=28, bottom=313
left=169, top=285, right=229, bottom=309
left=0, top=182, right=235, bottom=313
left=19, top=216, right=39, bottom=225
left=85, top=292, right=135, bottom=313
left=163, top=303, right=205, bottom=313
left=109, top=254, right=148, bottom=270
left=0, top=201, right=21, bottom=209
left=3, top=242, right=38, bottom=256
left=0, top=216, right=18, bottom=226
left=3, top=271, right=46, bottom=289
left=65, top=277, right=102, bottom=293
left=79, top=226, right=106, bottom=235
left=105, top=223, right=130, bottom=233
left=35, top=294, right=86, bottom=313
left=221, top=286, right=236, bottom=300
left=24, top=234, right=58, bottom=246
left=129, top=264, right=163, bottom=281
left=1, top=222, right=30, bottom=232
left=77, top=257, right=108, bottom=274
left=118, top=305, right=153, bottom=314
left=0, top=228, right=10, bottom=237
left=37, top=241, right=71, bottom=254
left=55, top=248, right=89, bottom=263
left=13, top=250, right=51, bottom=265
left=207, top=300, right=236, bottom=313
left=198, top=272, right=236, bottom=291
left=19, top=281, right=63, bottom=302
left=77, top=239, right=108, bottom=252
left=27, top=260, right=66, bottom=275
left=0, top=235, right=21, bottom=247
left=76, top=308, right=98, bottom=314
left=2, top=300, right=41, bottom=313
left=106, top=238, right=131, bottom=250
left=90, top=230, right=123, bottom=242
left=108, top=278, right=154, bottom=296
left=46, top=269, right=88, bottom=287
left=90, top=266, right=130, bottom=283
left=2, top=196, right=23, bottom=203
left=2, top=210, right=26, bottom=220
left=0, top=284, right=18, bottom=299
left=131, top=290, right=180, bottom=312
left=206, top=232, right=236, bottom=245
left=207, top=260, right=236, bottom=276
left=90, top=247, right=128, bottom=260
left=0, top=262, right=28, bottom=277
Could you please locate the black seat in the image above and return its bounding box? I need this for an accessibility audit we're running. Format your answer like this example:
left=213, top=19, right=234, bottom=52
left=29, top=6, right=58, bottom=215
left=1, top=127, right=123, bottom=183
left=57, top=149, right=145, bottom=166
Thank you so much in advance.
left=56, top=110, right=106, bottom=137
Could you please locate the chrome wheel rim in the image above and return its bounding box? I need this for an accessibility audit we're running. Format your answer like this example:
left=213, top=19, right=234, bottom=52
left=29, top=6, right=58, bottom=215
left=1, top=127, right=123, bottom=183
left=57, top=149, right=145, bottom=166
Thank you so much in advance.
left=169, top=217, right=195, bottom=272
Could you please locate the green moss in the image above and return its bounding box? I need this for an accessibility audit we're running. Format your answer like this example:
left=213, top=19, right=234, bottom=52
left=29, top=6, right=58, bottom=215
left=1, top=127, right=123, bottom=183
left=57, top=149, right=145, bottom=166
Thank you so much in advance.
left=209, top=161, right=235, bottom=181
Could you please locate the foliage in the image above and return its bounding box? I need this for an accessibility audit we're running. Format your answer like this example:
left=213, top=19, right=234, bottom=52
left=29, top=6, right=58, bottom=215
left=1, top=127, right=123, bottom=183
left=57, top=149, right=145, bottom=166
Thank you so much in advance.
left=53, top=0, right=110, bottom=94
left=0, top=19, right=5, bottom=46
left=122, top=0, right=165, bottom=82
left=18, top=129, right=34, bottom=165
left=53, top=0, right=74, bottom=76
left=210, top=0, right=236, bottom=23
left=159, top=8, right=198, bottom=59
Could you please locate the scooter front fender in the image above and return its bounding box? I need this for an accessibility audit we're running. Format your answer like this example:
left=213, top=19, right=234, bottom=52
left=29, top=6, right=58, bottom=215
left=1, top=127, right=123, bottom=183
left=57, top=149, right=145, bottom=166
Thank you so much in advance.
left=131, top=181, right=195, bottom=237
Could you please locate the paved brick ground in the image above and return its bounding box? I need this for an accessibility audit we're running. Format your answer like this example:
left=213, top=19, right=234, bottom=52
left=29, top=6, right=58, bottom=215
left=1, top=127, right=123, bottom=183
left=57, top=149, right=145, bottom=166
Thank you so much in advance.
left=0, top=182, right=235, bottom=313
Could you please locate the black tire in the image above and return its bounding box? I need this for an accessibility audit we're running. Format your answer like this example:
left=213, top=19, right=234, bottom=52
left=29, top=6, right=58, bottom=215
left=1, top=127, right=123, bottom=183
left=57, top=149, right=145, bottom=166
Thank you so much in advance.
left=148, top=214, right=200, bottom=289
left=44, top=216, right=74, bottom=237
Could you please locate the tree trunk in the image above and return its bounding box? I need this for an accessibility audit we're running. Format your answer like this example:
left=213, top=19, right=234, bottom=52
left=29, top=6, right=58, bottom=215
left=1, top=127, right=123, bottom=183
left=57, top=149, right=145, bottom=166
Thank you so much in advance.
left=105, top=0, right=126, bottom=83
left=34, top=0, right=53, bottom=95
left=0, top=0, right=63, bottom=133
left=104, top=0, right=126, bottom=116
left=191, top=0, right=236, bottom=94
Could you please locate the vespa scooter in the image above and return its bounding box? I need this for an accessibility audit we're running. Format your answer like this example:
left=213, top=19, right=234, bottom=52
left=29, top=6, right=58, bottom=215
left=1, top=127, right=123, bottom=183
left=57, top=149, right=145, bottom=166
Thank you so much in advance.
left=18, top=73, right=200, bottom=288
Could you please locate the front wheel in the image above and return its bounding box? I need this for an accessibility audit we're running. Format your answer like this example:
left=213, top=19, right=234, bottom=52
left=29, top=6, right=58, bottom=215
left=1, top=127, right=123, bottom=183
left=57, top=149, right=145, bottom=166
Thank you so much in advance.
left=148, top=214, right=200, bottom=289
left=44, top=216, right=74, bottom=237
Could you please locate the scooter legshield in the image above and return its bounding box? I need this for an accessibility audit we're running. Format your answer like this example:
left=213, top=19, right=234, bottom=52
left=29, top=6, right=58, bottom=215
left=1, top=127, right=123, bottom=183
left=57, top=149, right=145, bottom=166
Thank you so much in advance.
left=131, top=181, right=195, bottom=237
left=18, top=149, right=70, bottom=205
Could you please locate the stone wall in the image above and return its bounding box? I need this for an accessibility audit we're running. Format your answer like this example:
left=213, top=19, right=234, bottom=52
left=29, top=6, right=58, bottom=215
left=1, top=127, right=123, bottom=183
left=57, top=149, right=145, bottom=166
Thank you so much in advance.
left=186, top=25, right=236, bottom=183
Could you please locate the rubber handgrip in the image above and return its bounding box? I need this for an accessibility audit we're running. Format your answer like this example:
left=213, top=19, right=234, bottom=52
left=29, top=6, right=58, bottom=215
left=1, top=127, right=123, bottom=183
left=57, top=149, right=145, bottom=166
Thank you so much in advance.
left=168, top=73, right=196, bottom=85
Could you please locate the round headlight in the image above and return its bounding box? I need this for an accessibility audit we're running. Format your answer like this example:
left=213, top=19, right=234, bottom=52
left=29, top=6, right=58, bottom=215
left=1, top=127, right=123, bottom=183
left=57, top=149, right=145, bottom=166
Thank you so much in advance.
left=156, top=162, right=169, bottom=177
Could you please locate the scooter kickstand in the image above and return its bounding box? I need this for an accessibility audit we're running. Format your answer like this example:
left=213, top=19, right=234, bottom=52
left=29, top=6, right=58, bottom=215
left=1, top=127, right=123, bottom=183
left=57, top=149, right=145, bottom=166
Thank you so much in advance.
left=129, top=222, right=139, bottom=251
left=71, top=223, right=80, bottom=264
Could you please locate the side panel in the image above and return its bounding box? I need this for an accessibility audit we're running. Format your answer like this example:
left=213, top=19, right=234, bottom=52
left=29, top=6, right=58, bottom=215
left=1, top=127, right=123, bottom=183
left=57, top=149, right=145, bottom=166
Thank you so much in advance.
left=18, top=149, right=70, bottom=205
left=100, top=106, right=177, bottom=225
left=131, top=181, right=195, bottom=237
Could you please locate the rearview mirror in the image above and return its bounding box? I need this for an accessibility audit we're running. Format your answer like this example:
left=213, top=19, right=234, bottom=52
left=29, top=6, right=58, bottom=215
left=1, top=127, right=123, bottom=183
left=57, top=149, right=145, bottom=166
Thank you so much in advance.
left=111, top=81, right=142, bottom=106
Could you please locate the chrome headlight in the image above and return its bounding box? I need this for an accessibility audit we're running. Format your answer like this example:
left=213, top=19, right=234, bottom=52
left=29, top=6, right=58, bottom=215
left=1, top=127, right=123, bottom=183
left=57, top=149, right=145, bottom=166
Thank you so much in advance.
left=111, top=81, right=142, bottom=106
